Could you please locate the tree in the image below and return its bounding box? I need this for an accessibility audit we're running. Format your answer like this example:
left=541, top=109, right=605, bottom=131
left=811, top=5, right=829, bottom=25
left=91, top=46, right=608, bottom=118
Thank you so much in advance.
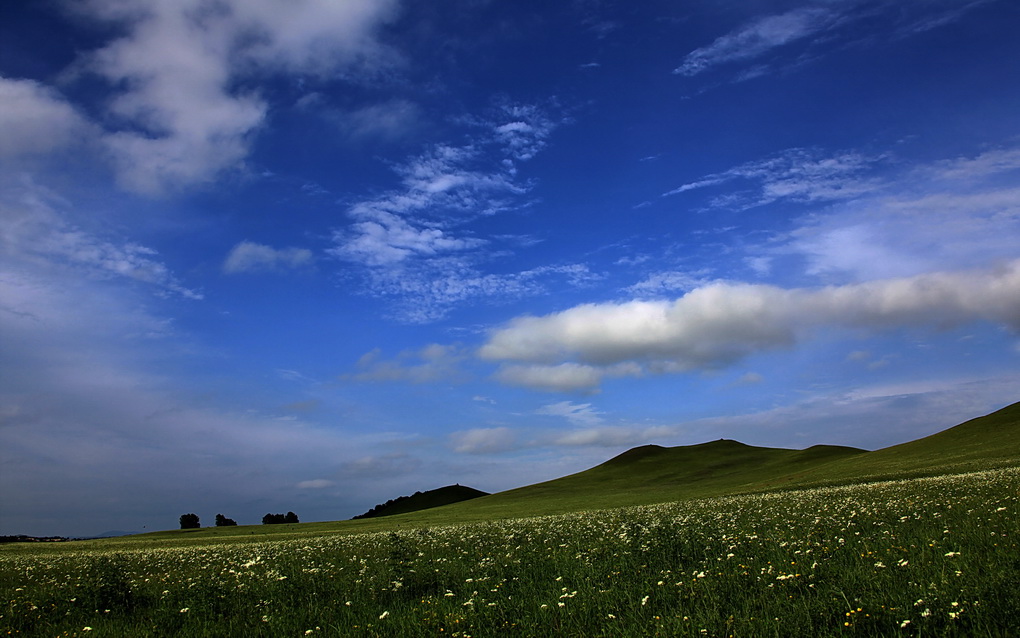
left=262, top=512, right=299, bottom=524
left=215, top=514, right=237, bottom=527
left=179, top=513, right=200, bottom=529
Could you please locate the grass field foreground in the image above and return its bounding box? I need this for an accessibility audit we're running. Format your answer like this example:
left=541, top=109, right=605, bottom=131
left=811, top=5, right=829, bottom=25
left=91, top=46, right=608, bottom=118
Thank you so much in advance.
left=2, top=467, right=1018, bottom=637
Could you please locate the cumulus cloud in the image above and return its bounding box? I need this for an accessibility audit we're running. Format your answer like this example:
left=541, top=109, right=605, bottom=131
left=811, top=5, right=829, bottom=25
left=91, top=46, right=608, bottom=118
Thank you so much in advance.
left=70, top=0, right=399, bottom=193
left=223, top=241, right=313, bottom=273
left=481, top=261, right=1020, bottom=391
left=0, top=77, right=90, bottom=159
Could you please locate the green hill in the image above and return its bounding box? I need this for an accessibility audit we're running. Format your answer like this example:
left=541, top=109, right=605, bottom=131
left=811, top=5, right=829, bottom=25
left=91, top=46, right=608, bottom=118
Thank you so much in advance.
left=352, top=484, right=489, bottom=519
left=106, top=400, right=1020, bottom=542
left=782, top=399, right=1020, bottom=487
left=398, top=401, right=1020, bottom=525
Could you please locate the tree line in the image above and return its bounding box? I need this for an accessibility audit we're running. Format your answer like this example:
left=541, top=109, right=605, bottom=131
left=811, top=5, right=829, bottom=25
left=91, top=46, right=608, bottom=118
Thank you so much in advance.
left=178, top=512, right=299, bottom=529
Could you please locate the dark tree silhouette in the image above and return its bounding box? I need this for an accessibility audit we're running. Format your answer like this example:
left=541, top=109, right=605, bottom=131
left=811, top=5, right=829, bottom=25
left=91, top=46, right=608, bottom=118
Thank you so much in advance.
left=215, top=514, right=237, bottom=527
left=262, top=512, right=299, bottom=524
left=179, top=513, right=200, bottom=529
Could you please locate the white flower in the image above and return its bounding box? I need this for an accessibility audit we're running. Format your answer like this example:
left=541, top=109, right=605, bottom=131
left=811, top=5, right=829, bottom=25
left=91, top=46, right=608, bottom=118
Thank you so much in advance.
left=641, top=595, right=650, bottom=606
left=378, top=611, right=389, bottom=620
left=900, top=620, right=911, bottom=628
left=944, top=551, right=961, bottom=557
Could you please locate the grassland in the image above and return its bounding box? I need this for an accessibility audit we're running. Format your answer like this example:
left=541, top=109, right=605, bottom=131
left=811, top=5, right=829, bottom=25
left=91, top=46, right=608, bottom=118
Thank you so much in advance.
left=2, top=402, right=1018, bottom=636
left=2, top=468, right=1018, bottom=636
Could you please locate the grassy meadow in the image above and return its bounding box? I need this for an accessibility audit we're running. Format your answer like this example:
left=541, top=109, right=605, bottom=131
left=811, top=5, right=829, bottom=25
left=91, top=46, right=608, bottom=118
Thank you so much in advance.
left=3, top=466, right=1018, bottom=637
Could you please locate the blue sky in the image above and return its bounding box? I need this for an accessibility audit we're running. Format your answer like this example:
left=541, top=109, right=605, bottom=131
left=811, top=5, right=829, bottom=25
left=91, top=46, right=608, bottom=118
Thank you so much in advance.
left=2, top=0, right=1019, bottom=537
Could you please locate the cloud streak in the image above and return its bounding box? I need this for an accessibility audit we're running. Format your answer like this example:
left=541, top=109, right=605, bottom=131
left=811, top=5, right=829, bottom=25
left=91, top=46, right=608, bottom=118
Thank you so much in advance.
left=480, top=261, right=1020, bottom=391
left=674, top=7, right=836, bottom=77
left=223, top=241, right=313, bottom=274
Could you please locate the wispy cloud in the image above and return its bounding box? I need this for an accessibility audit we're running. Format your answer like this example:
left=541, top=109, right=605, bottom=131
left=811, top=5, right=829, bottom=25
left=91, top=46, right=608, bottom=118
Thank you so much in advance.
left=450, top=427, right=517, bottom=454
left=673, top=1, right=993, bottom=82
left=778, top=146, right=1020, bottom=280
left=328, top=102, right=586, bottom=322
left=223, top=241, right=313, bottom=274
left=346, top=344, right=468, bottom=384
left=1, top=175, right=201, bottom=299
left=674, top=7, right=837, bottom=77
left=536, top=401, right=604, bottom=426
left=663, top=147, right=884, bottom=208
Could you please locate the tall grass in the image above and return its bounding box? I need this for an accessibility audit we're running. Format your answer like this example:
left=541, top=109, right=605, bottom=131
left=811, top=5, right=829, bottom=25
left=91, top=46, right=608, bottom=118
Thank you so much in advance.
left=3, top=467, right=1018, bottom=636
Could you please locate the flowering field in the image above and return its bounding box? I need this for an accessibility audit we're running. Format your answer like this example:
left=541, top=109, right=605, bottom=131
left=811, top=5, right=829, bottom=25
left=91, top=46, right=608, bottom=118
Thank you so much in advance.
left=2, top=467, right=1018, bottom=637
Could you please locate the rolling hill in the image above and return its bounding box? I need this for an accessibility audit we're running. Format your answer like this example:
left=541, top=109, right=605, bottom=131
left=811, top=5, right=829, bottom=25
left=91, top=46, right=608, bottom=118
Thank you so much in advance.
left=117, top=400, right=1020, bottom=541
left=395, top=400, right=1020, bottom=525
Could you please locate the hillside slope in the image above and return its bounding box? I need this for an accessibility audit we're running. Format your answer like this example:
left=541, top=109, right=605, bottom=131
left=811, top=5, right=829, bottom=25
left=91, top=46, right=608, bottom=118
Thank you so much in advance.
left=399, top=401, right=1020, bottom=525
left=782, top=400, right=1020, bottom=487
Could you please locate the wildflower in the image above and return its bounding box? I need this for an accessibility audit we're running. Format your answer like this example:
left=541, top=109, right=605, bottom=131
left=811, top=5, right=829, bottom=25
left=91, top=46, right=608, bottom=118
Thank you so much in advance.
left=641, top=595, right=650, bottom=606
left=180, top=608, right=189, bottom=613
left=379, top=611, right=389, bottom=620
left=944, top=551, right=960, bottom=557
left=900, top=620, right=911, bottom=628
left=305, top=631, right=314, bottom=635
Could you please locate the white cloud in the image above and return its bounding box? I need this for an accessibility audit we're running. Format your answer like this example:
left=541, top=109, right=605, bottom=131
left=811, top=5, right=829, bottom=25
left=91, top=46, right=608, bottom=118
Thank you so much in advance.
left=780, top=147, right=1020, bottom=280
left=70, top=0, right=399, bottom=193
left=223, top=241, right=313, bottom=273
left=674, top=7, right=836, bottom=77
left=324, top=103, right=590, bottom=323
left=627, top=270, right=712, bottom=297
left=493, top=362, right=641, bottom=393
left=481, top=261, right=1020, bottom=391
left=0, top=77, right=90, bottom=159
left=536, top=401, right=604, bottom=426
left=1, top=175, right=201, bottom=299
left=672, top=2, right=992, bottom=81
left=553, top=425, right=677, bottom=448
left=664, top=148, right=883, bottom=207
left=297, top=479, right=335, bottom=489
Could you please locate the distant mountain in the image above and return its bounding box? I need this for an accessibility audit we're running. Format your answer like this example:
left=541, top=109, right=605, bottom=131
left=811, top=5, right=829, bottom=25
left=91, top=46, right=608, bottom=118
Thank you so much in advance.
left=352, top=484, right=489, bottom=519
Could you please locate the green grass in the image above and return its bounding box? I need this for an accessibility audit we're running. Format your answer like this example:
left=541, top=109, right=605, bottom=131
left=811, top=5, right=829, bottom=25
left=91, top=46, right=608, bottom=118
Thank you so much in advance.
left=3, top=468, right=1018, bottom=636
